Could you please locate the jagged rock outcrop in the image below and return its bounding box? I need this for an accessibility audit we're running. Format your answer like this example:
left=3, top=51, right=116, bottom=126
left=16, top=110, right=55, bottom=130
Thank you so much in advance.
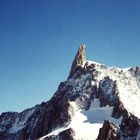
left=58, top=128, right=75, bottom=140
left=97, top=120, right=120, bottom=140
left=0, top=45, right=140, bottom=140
left=0, top=99, right=71, bottom=140
left=97, top=116, right=140, bottom=140
left=98, top=76, right=119, bottom=107
left=112, top=100, right=125, bottom=119
left=68, top=44, right=86, bottom=79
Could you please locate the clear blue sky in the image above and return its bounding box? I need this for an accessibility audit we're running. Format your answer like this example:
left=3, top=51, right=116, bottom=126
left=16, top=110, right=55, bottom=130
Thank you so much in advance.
left=0, top=0, right=140, bottom=113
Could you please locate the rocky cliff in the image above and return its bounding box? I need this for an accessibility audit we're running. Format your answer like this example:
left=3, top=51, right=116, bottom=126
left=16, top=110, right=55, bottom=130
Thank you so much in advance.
left=68, top=44, right=86, bottom=79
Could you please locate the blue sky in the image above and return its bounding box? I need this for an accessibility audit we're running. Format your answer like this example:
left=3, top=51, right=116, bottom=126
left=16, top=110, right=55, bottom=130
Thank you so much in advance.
left=0, top=0, right=140, bottom=113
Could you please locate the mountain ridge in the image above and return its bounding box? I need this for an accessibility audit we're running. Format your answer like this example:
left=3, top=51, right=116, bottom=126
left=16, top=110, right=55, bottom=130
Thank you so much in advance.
left=0, top=45, right=140, bottom=140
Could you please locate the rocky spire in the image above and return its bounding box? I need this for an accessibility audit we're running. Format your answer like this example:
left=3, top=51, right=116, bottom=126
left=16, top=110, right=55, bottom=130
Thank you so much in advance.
left=68, top=44, right=86, bottom=79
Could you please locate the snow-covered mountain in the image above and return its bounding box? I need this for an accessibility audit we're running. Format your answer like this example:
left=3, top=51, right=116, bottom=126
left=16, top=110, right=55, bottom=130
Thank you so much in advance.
left=0, top=45, right=140, bottom=140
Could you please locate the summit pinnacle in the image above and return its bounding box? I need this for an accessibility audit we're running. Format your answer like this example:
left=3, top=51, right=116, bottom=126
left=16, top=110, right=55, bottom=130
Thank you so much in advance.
left=68, top=44, right=86, bottom=79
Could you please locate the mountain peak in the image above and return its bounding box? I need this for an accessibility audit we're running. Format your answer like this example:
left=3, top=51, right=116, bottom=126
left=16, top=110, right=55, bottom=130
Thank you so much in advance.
left=1, top=45, right=140, bottom=140
left=68, top=44, right=86, bottom=79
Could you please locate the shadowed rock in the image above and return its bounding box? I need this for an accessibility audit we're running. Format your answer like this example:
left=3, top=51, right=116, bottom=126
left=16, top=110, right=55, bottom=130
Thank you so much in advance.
left=43, top=128, right=75, bottom=140
left=97, top=120, right=120, bottom=140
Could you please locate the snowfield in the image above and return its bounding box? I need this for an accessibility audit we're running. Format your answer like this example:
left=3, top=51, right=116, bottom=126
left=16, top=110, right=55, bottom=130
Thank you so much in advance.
left=40, top=99, right=122, bottom=140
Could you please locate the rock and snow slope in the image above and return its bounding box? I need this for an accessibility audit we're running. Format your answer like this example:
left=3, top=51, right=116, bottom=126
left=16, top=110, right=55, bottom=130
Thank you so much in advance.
left=0, top=45, right=140, bottom=140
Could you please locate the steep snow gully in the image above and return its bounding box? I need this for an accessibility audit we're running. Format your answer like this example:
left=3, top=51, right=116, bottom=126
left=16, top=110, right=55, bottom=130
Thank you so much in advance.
left=0, top=45, right=140, bottom=140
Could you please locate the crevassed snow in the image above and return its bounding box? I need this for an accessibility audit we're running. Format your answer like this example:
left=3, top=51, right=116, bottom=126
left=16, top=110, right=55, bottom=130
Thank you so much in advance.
left=69, top=99, right=122, bottom=140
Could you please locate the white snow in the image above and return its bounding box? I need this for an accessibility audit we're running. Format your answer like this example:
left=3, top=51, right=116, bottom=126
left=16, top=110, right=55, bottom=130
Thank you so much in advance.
left=69, top=101, right=102, bottom=140
left=87, top=60, right=102, bottom=66
left=109, top=66, right=131, bottom=72
left=118, top=82, right=140, bottom=118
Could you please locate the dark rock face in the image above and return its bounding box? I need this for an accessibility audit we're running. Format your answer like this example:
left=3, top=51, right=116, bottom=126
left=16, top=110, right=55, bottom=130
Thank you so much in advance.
left=135, top=67, right=140, bottom=89
left=43, top=135, right=56, bottom=140
left=120, top=114, right=140, bottom=139
left=98, top=76, right=118, bottom=107
left=97, top=120, right=120, bottom=140
left=58, top=128, right=75, bottom=140
left=112, top=100, right=125, bottom=119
